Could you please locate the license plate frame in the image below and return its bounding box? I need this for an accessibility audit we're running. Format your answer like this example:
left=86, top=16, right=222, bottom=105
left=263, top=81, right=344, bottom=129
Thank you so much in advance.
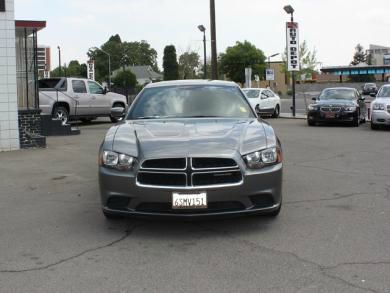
left=172, top=192, right=207, bottom=209
left=325, top=112, right=336, bottom=118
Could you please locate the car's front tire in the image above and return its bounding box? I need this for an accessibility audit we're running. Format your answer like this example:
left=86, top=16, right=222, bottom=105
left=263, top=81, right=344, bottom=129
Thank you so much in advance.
left=352, top=110, right=360, bottom=127
left=307, top=119, right=315, bottom=126
left=52, top=106, right=69, bottom=125
left=371, top=122, right=379, bottom=130
left=272, top=105, right=280, bottom=118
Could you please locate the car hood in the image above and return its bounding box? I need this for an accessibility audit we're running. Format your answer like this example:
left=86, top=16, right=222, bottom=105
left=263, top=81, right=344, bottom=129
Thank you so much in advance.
left=315, top=99, right=357, bottom=106
left=373, top=98, right=390, bottom=104
left=109, top=118, right=275, bottom=159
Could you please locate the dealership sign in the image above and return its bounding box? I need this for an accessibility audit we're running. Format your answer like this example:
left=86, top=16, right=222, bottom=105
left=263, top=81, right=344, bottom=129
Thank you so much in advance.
left=87, top=60, right=95, bottom=81
left=286, top=22, right=300, bottom=71
left=266, top=69, right=275, bottom=81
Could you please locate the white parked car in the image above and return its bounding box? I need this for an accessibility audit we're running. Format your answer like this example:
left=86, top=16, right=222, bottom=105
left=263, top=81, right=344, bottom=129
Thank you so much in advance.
left=242, top=88, right=281, bottom=118
left=370, top=84, right=390, bottom=129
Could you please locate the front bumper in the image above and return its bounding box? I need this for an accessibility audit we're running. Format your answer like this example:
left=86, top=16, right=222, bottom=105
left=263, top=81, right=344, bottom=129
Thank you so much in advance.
left=99, top=163, right=283, bottom=218
left=371, top=110, right=390, bottom=125
left=307, top=110, right=357, bottom=123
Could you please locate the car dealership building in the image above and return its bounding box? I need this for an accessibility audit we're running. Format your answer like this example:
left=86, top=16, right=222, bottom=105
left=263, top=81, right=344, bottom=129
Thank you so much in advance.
left=1, top=0, right=46, bottom=151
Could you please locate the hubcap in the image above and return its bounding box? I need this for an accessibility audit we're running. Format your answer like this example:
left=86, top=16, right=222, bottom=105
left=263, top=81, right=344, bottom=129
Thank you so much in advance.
left=55, top=110, right=68, bottom=125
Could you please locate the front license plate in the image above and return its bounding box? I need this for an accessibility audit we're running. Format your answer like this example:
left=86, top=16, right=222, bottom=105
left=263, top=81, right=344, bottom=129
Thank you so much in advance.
left=172, top=192, right=207, bottom=209
left=325, top=112, right=335, bottom=118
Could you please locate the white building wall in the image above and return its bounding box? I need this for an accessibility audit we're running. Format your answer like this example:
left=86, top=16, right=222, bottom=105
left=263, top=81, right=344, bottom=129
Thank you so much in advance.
left=0, top=0, right=19, bottom=151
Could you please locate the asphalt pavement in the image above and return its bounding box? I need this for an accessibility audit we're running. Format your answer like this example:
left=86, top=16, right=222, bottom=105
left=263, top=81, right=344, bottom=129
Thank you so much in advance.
left=0, top=118, right=389, bottom=293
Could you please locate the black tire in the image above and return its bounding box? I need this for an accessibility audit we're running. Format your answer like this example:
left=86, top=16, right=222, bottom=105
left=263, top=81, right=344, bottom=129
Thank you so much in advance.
left=352, top=111, right=360, bottom=127
left=307, top=119, right=315, bottom=126
left=255, top=104, right=261, bottom=115
left=110, top=103, right=125, bottom=123
left=52, top=106, right=69, bottom=125
left=272, top=105, right=280, bottom=118
left=103, top=210, right=124, bottom=220
left=371, top=122, right=379, bottom=130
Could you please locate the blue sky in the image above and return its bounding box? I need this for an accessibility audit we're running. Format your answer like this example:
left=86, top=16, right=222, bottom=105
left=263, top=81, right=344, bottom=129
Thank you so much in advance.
left=14, top=0, right=390, bottom=71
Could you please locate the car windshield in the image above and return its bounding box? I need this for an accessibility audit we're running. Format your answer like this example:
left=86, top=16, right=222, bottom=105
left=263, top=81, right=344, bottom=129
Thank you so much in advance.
left=377, top=86, right=390, bottom=98
left=242, top=89, right=260, bottom=99
left=365, top=83, right=376, bottom=88
left=318, top=89, right=356, bottom=100
left=129, top=85, right=255, bottom=119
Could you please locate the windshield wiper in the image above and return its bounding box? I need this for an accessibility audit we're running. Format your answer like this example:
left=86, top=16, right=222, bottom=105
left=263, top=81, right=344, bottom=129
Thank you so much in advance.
left=178, top=115, right=224, bottom=118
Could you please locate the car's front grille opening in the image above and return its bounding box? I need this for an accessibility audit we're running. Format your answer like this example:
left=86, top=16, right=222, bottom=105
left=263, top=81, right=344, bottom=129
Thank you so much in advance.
left=135, top=201, right=245, bottom=214
left=192, top=158, right=237, bottom=169
left=107, top=196, right=130, bottom=210
left=321, top=107, right=341, bottom=112
left=137, top=172, right=186, bottom=187
left=141, top=158, right=186, bottom=169
left=192, top=171, right=242, bottom=186
left=250, top=194, right=275, bottom=208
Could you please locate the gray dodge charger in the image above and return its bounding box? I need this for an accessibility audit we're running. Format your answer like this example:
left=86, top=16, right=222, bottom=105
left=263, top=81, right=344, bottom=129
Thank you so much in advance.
left=98, top=80, right=283, bottom=218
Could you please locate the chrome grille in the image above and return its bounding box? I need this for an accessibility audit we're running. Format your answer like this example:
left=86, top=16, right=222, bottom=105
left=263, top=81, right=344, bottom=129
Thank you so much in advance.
left=321, top=106, right=341, bottom=112
left=137, top=158, right=242, bottom=188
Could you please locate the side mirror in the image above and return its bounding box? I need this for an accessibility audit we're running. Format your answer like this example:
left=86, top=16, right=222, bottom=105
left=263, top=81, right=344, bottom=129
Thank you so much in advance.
left=102, top=87, right=108, bottom=94
left=111, top=107, right=125, bottom=119
left=369, top=92, right=376, bottom=97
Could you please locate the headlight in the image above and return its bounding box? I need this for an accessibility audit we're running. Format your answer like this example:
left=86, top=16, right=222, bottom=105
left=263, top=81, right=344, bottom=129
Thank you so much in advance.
left=373, top=103, right=385, bottom=110
left=343, top=106, right=357, bottom=112
left=243, top=147, right=282, bottom=169
left=308, top=104, right=319, bottom=111
left=101, top=150, right=135, bottom=170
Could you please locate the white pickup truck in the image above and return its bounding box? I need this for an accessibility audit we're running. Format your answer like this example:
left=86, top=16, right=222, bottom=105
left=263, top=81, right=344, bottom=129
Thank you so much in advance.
left=39, top=78, right=128, bottom=124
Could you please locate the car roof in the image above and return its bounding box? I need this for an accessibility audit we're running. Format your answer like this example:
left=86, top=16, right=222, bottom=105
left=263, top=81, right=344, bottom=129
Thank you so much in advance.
left=144, top=80, right=238, bottom=88
left=242, top=88, right=268, bottom=91
left=322, top=87, right=357, bottom=91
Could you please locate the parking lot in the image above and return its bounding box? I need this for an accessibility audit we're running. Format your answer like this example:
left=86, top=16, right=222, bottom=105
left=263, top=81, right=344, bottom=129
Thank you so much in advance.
left=0, top=118, right=389, bottom=293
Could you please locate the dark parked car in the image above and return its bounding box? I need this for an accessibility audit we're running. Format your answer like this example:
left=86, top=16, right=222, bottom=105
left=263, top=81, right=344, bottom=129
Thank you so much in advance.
left=362, top=83, right=378, bottom=95
left=307, top=87, right=367, bottom=126
left=99, top=80, right=283, bottom=219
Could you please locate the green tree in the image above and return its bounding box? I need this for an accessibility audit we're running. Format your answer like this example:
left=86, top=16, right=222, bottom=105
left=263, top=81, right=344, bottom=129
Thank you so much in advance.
left=350, top=44, right=367, bottom=65
left=179, top=51, right=200, bottom=79
left=349, top=44, right=375, bottom=82
left=282, top=40, right=318, bottom=81
left=88, top=36, right=159, bottom=84
left=219, top=41, right=266, bottom=84
left=50, top=60, right=87, bottom=78
left=112, top=70, right=137, bottom=88
left=163, top=45, right=179, bottom=80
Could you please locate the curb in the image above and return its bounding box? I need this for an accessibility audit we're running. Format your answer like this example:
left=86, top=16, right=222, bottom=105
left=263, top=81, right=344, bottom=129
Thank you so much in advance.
left=279, top=113, right=307, bottom=120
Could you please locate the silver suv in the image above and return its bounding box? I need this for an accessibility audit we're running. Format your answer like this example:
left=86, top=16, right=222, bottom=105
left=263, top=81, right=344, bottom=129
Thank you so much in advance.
left=39, top=78, right=128, bottom=124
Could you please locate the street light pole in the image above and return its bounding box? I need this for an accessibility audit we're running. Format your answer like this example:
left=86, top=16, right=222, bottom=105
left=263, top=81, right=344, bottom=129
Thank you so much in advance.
left=284, top=5, right=296, bottom=117
left=210, top=0, right=218, bottom=80
left=57, top=46, right=61, bottom=76
left=198, top=25, right=207, bottom=79
left=92, top=47, right=111, bottom=89
left=267, top=53, right=280, bottom=87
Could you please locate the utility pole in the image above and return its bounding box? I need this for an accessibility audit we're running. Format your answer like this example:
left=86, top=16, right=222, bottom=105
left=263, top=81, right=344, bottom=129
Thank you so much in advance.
left=210, top=0, right=218, bottom=80
left=57, top=46, right=62, bottom=76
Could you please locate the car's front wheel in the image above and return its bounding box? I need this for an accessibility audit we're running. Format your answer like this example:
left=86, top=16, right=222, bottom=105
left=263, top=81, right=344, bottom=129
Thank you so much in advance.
left=352, top=110, right=360, bottom=127
left=52, top=106, right=69, bottom=125
left=272, top=105, right=280, bottom=118
left=371, top=122, right=379, bottom=130
left=307, top=119, right=315, bottom=126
